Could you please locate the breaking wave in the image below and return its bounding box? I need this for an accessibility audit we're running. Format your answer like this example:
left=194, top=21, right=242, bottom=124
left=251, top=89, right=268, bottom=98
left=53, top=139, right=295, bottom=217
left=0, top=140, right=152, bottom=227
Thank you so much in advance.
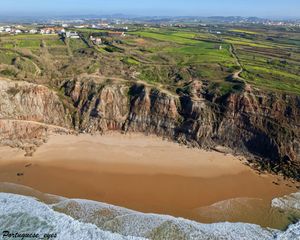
left=0, top=183, right=299, bottom=240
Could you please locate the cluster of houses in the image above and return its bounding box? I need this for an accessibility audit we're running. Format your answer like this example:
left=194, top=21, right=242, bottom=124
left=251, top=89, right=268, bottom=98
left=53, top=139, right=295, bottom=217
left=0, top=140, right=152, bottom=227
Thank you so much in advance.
left=31, top=28, right=79, bottom=39
left=40, top=27, right=65, bottom=35
left=73, top=22, right=128, bottom=31
left=0, top=25, right=67, bottom=35
left=0, top=24, right=125, bottom=46
left=0, top=26, right=23, bottom=34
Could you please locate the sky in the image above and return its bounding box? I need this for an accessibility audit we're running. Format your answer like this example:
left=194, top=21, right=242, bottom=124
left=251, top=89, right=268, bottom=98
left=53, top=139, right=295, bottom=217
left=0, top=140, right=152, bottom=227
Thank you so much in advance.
left=0, top=0, right=299, bottom=18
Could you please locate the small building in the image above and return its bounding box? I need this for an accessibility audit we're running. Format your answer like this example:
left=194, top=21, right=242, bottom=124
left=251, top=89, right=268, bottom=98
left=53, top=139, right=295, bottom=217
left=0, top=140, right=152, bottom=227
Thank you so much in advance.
left=29, top=29, right=38, bottom=34
left=90, top=36, right=102, bottom=45
left=14, top=29, right=22, bottom=34
left=66, top=31, right=80, bottom=39
left=107, top=31, right=125, bottom=37
left=40, top=28, right=55, bottom=34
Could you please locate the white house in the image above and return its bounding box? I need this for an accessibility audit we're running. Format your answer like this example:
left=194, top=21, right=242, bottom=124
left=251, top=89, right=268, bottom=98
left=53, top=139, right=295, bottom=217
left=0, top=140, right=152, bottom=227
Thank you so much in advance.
left=5, top=27, right=12, bottom=33
left=66, top=31, right=80, bottom=39
left=40, top=29, right=50, bottom=34
left=90, top=36, right=102, bottom=45
left=74, top=25, right=86, bottom=29
left=29, top=29, right=38, bottom=34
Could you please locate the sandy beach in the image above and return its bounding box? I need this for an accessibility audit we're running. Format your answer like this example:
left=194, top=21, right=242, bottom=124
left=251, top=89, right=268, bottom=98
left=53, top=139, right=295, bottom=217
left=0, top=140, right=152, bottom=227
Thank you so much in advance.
left=0, top=133, right=297, bottom=225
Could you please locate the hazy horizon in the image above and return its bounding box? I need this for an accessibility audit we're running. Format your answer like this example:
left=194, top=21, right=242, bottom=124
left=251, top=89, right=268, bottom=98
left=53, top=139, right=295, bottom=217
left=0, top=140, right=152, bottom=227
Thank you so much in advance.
left=0, top=0, right=299, bottom=19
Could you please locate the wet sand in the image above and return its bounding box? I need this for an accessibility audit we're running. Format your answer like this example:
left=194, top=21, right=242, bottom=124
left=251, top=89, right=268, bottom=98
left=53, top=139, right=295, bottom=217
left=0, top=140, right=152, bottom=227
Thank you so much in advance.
left=0, top=133, right=297, bottom=226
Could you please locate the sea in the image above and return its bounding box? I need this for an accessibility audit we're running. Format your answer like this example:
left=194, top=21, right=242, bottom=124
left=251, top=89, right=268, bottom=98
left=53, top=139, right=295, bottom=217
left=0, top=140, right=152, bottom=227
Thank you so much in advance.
left=0, top=183, right=299, bottom=240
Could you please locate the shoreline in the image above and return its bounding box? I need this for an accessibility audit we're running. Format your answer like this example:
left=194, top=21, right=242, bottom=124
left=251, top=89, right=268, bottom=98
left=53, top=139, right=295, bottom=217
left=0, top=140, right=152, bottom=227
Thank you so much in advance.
left=0, top=132, right=298, bottom=228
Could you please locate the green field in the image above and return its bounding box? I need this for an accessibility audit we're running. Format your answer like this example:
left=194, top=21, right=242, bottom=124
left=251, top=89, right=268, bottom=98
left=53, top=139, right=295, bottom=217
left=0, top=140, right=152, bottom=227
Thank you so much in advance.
left=229, top=29, right=259, bottom=35
left=130, top=30, right=200, bottom=45
left=0, top=25, right=299, bottom=95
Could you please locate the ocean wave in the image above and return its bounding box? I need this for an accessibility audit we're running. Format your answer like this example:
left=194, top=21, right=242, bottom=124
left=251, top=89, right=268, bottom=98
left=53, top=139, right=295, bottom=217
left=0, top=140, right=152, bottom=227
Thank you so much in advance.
left=52, top=198, right=276, bottom=239
left=0, top=193, right=143, bottom=240
left=193, top=197, right=300, bottom=230
left=1, top=192, right=300, bottom=239
left=272, top=192, right=300, bottom=212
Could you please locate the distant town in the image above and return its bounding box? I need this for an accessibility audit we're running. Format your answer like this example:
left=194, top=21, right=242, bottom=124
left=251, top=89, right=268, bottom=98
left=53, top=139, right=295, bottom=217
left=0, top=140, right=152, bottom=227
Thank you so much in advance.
left=0, top=20, right=129, bottom=34
left=0, top=15, right=300, bottom=29
left=1, top=16, right=299, bottom=40
left=0, top=20, right=129, bottom=48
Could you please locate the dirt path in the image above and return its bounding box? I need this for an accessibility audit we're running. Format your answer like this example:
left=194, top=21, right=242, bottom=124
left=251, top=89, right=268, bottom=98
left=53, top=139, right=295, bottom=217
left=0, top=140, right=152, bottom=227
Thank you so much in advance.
left=23, top=57, right=41, bottom=76
left=229, top=44, right=246, bottom=82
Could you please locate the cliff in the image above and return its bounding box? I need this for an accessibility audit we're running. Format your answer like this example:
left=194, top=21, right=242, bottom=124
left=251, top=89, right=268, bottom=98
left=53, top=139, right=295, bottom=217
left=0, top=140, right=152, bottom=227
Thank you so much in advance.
left=0, top=78, right=72, bottom=155
left=0, top=76, right=299, bottom=178
left=62, top=79, right=300, bottom=179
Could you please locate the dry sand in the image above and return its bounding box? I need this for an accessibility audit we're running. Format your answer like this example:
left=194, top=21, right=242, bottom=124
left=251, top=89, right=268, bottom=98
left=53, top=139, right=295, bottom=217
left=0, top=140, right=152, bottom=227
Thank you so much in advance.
left=0, top=133, right=297, bottom=223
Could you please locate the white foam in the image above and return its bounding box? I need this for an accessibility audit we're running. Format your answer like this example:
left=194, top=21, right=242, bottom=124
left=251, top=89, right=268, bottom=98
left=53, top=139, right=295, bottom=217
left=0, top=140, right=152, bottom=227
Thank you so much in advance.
left=0, top=192, right=300, bottom=240
left=272, top=192, right=300, bottom=211
left=52, top=198, right=277, bottom=239
left=52, top=198, right=136, bottom=226
left=0, top=193, right=144, bottom=240
left=275, top=222, right=300, bottom=240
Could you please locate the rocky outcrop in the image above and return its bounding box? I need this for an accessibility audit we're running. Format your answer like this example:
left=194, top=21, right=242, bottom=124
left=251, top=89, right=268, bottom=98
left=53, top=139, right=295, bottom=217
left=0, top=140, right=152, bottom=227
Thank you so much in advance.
left=0, top=78, right=71, bottom=126
left=214, top=90, right=300, bottom=176
left=63, top=80, right=129, bottom=132
left=0, top=119, right=71, bottom=156
left=0, top=78, right=72, bottom=154
left=124, top=85, right=180, bottom=136
left=62, top=79, right=300, bottom=179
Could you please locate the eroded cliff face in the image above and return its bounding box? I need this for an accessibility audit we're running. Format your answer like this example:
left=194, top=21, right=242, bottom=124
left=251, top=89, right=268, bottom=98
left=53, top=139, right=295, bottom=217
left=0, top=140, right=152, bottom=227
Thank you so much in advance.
left=62, top=79, right=300, bottom=178
left=0, top=76, right=299, bottom=178
left=0, top=78, right=72, bottom=154
left=212, top=90, right=300, bottom=176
